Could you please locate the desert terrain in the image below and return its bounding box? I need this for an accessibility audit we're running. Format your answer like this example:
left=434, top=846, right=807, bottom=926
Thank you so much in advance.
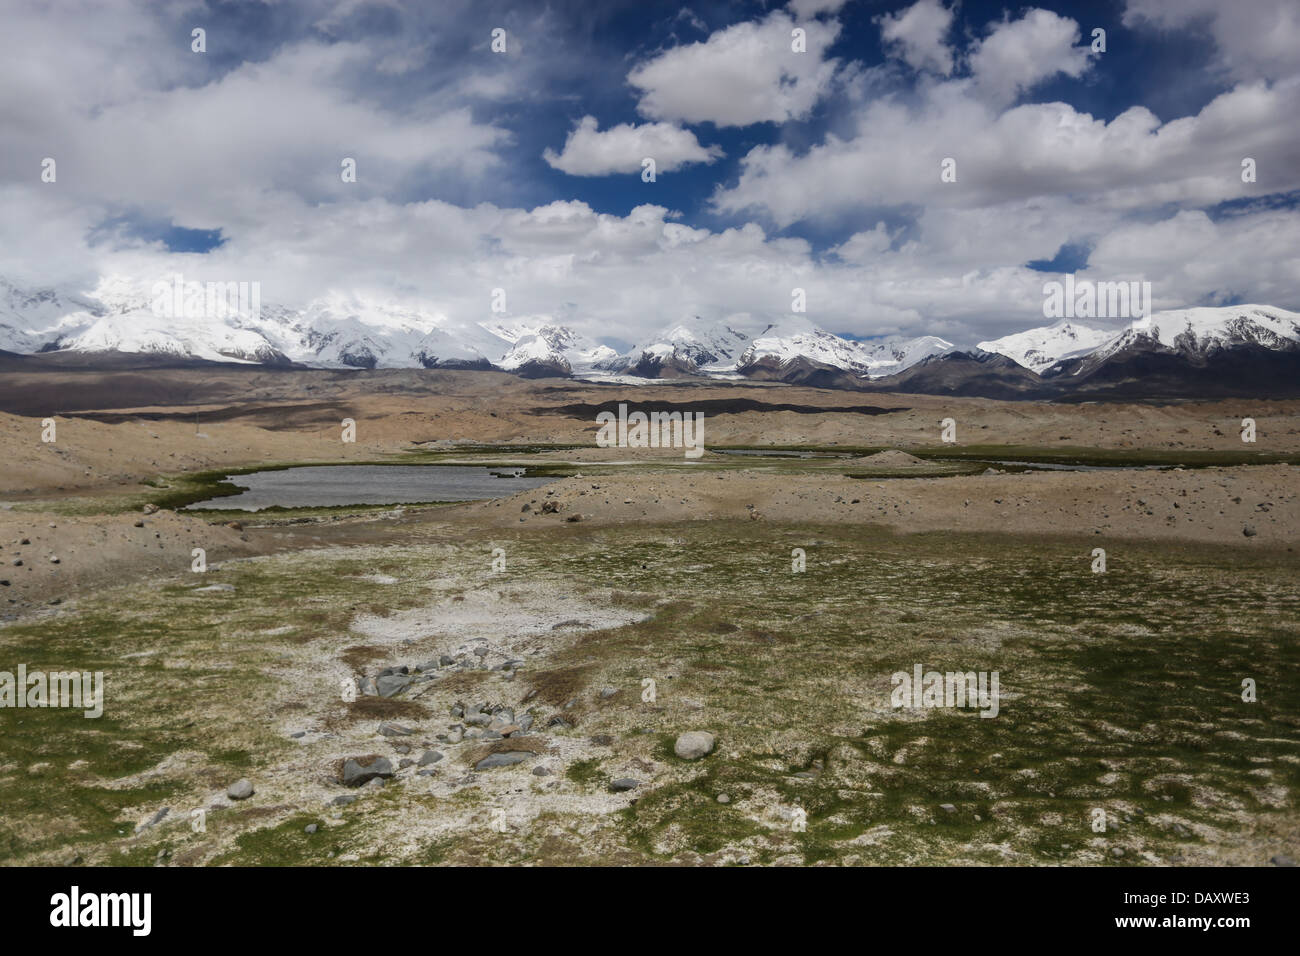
left=0, top=368, right=1296, bottom=866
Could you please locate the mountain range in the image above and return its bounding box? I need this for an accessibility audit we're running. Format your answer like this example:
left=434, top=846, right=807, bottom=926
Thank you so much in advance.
left=2, top=276, right=1297, bottom=399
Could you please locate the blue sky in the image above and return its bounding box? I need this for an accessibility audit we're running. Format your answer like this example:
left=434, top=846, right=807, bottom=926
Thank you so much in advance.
left=2, top=0, right=1298, bottom=349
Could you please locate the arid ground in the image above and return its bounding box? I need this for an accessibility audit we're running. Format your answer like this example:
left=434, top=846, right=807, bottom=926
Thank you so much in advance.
left=0, top=368, right=1296, bottom=866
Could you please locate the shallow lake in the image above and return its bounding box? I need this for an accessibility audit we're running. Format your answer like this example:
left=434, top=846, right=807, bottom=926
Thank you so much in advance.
left=188, top=465, right=555, bottom=511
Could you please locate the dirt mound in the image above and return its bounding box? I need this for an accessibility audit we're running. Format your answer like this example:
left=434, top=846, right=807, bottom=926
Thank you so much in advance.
left=847, top=449, right=928, bottom=467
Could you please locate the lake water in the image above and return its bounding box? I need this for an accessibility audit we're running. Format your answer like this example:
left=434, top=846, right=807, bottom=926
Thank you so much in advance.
left=188, top=465, right=556, bottom=511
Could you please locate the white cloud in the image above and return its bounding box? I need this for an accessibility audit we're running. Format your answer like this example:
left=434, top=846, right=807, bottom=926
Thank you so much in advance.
left=969, top=8, right=1094, bottom=104
left=712, top=58, right=1300, bottom=227
left=1124, top=0, right=1300, bottom=83
left=543, top=116, right=723, bottom=176
left=789, top=0, right=851, bottom=19
left=878, top=0, right=955, bottom=76
left=627, top=12, right=841, bottom=126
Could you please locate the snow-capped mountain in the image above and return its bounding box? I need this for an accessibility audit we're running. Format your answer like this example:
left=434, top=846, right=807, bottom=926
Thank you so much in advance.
left=484, top=319, right=621, bottom=376
left=624, top=321, right=753, bottom=377
left=620, top=317, right=951, bottom=381
left=980, top=305, right=1300, bottom=376
left=978, top=320, right=1116, bottom=374
left=3, top=275, right=1297, bottom=397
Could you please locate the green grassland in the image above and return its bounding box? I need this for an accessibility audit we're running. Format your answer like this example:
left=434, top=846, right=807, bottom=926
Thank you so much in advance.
left=1, top=516, right=1295, bottom=866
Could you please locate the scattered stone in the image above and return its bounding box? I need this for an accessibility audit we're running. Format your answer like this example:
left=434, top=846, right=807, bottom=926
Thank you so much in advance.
left=330, top=794, right=358, bottom=807
left=418, top=750, right=444, bottom=766
left=1271, top=854, right=1296, bottom=867
left=142, top=503, right=159, bottom=514
left=375, top=673, right=412, bottom=697
left=227, top=779, right=254, bottom=801
left=1243, top=524, right=1258, bottom=537
left=531, top=766, right=552, bottom=777
left=599, top=686, right=618, bottom=699
left=1111, top=847, right=1125, bottom=858
left=475, top=752, right=530, bottom=770
left=717, top=793, right=730, bottom=804
left=305, top=824, right=318, bottom=834
left=939, top=803, right=956, bottom=814
left=674, top=731, right=715, bottom=760
left=342, top=756, right=394, bottom=787
left=135, top=807, right=170, bottom=833
left=609, top=778, right=640, bottom=792
left=377, top=722, right=415, bottom=737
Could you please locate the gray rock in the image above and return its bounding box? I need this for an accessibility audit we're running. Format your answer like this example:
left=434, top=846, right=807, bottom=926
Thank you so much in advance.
left=1111, top=847, right=1125, bottom=858
left=599, top=687, right=618, bottom=699
left=375, top=673, right=412, bottom=698
left=135, top=807, right=170, bottom=833
left=342, top=756, right=394, bottom=787
left=1271, top=854, right=1296, bottom=867
left=1243, top=524, right=1258, bottom=537
left=357, top=677, right=379, bottom=697
left=939, top=803, right=956, bottom=814
left=398, top=758, right=415, bottom=769
left=227, top=779, right=254, bottom=801
left=364, top=776, right=386, bottom=789
left=377, top=721, right=415, bottom=737
left=531, top=766, right=552, bottom=777
left=304, top=824, right=318, bottom=834
left=673, top=731, right=715, bottom=760
left=440, top=655, right=455, bottom=667
left=475, top=752, right=530, bottom=770
left=609, top=778, right=640, bottom=792
left=330, top=794, right=357, bottom=807
left=418, top=750, right=444, bottom=766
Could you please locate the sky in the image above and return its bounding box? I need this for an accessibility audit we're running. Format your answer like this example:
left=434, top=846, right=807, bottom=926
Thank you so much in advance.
left=2, top=0, right=1299, bottom=351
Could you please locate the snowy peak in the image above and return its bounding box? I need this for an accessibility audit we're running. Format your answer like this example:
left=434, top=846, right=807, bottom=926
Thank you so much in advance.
left=981, top=305, right=1300, bottom=374
left=979, top=320, right=1116, bottom=373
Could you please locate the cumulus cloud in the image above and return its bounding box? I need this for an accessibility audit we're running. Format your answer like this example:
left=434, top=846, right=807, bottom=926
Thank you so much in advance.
left=543, top=116, right=722, bottom=175
left=627, top=11, right=841, bottom=126
left=878, top=0, right=955, bottom=76
left=712, top=47, right=1300, bottom=226
left=969, top=8, right=1094, bottom=104
left=1124, top=0, right=1300, bottom=83
left=0, top=0, right=1297, bottom=351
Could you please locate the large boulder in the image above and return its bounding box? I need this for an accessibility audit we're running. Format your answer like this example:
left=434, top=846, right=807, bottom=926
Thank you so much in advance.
left=674, top=731, right=715, bottom=761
